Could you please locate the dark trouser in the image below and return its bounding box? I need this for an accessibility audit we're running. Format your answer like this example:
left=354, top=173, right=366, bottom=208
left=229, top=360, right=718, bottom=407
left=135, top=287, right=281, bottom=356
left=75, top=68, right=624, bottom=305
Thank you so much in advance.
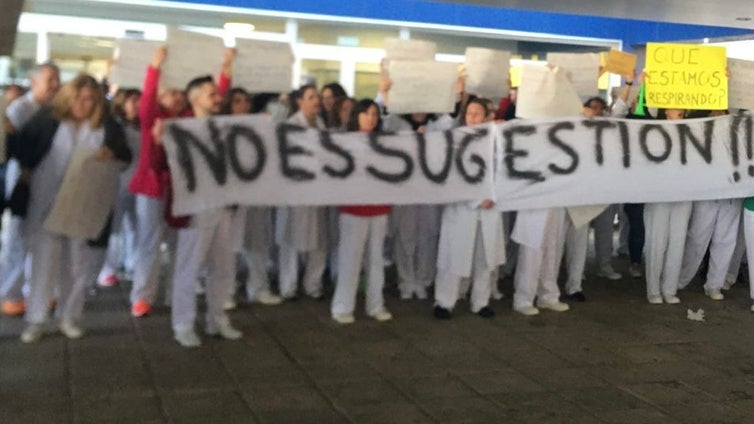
left=623, top=203, right=645, bottom=265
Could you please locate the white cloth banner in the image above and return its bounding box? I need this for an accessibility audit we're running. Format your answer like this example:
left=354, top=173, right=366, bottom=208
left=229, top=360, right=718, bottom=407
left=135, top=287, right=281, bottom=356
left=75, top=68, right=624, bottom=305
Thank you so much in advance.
left=496, top=114, right=754, bottom=211
left=163, top=115, right=495, bottom=215
left=163, top=113, right=754, bottom=216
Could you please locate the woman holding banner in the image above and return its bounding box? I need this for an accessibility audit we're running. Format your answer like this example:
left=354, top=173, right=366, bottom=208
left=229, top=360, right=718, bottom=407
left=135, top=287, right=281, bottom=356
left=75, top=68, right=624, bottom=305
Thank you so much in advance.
left=678, top=109, right=741, bottom=301
left=220, top=87, right=283, bottom=308
left=331, top=99, right=393, bottom=324
left=275, top=85, right=329, bottom=300
left=433, top=98, right=505, bottom=319
left=644, top=109, right=692, bottom=305
left=18, top=74, right=131, bottom=343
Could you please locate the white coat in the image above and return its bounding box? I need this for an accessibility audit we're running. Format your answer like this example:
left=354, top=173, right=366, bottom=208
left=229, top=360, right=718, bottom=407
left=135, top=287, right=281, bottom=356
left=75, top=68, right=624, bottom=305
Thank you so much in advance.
left=436, top=201, right=506, bottom=277
left=274, top=111, right=328, bottom=251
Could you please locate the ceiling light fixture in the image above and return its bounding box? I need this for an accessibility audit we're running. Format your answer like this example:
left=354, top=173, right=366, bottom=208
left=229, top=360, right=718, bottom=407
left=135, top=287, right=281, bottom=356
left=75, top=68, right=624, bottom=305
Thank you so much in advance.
left=223, top=22, right=255, bottom=34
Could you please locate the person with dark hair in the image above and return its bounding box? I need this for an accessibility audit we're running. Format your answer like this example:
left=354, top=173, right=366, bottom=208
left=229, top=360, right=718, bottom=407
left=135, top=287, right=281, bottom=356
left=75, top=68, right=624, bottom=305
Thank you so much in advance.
left=644, top=108, right=691, bottom=305
left=127, top=46, right=232, bottom=318
left=328, top=96, right=356, bottom=131
left=152, top=73, right=242, bottom=348
left=679, top=109, right=741, bottom=301
left=377, top=75, right=460, bottom=301
left=0, top=62, right=61, bottom=317
left=320, top=82, right=347, bottom=125
left=97, top=88, right=141, bottom=287
left=220, top=87, right=251, bottom=116
left=18, top=74, right=131, bottom=342
left=218, top=87, right=283, bottom=309
left=331, top=99, right=392, bottom=324
left=275, top=84, right=329, bottom=300
left=434, top=98, right=505, bottom=320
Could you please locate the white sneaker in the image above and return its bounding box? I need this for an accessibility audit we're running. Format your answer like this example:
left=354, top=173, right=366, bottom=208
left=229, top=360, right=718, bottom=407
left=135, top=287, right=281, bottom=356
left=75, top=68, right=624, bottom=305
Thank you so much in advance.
left=174, top=329, right=202, bottom=348
left=663, top=295, right=681, bottom=304
left=723, top=279, right=736, bottom=291
left=414, top=287, right=428, bottom=300
left=59, top=321, right=84, bottom=339
left=647, top=296, right=663, bottom=305
left=20, top=324, right=45, bottom=344
left=369, top=309, right=393, bottom=322
left=491, top=289, right=505, bottom=300
left=254, top=292, right=283, bottom=306
left=514, top=305, right=540, bottom=316
left=629, top=264, right=643, bottom=278
left=596, top=266, right=622, bottom=280
left=399, top=290, right=412, bottom=301
left=208, top=322, right=243, bottom=340
left=332, top=313, right=355, bottom=324
left=223, top=300, right=237, bottom=311
left=705, top=289, right=725, bottom=301
left=750, top=303, right=754, bottom=313
left=537, top=301, right=570, bottom=312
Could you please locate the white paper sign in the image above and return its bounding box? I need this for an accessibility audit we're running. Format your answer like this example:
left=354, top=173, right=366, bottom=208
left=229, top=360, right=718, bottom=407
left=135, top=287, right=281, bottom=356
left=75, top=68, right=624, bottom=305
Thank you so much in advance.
left=464, top=48, right=510, bottom=99
left=728, top=58, right=754, bottom=111
left=233, top=39, right=294, bottom=93
left=496, top=114, right=754, bottom=211
left=383, top=38, right=437, bottom=62
left=516, top=65, right=583, bottom=119
left=43, top=148, right=122, bottom=239
left=162, top=114, right=495, bottom=215
left=546, top=52, right=600, bottom=97
left=388, top=60, right=457, bottom=114
left=110, top=39, right=164, bottom=88
left=161, top=28, right=225, bottom=90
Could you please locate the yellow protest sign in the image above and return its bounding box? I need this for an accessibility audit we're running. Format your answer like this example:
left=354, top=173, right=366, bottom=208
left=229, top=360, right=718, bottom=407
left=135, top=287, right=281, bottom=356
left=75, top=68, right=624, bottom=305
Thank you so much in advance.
left=510, top=65, right=522, bottom=88
left=645, top=43, right=727, bottom=110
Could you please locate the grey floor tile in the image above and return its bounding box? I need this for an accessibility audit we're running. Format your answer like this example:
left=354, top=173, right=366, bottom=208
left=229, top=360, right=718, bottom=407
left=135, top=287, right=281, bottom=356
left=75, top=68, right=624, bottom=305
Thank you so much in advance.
left=255, top=407, right=350, bottom=424
left=341, top=401, right=435, bottom=424
left=73, top=395, right=164, bottom=424
left=455, top=369, right=545, bottom=395
left=242, top=384, right=331, bottom=411
left=392, top=375, right=478, bottom=400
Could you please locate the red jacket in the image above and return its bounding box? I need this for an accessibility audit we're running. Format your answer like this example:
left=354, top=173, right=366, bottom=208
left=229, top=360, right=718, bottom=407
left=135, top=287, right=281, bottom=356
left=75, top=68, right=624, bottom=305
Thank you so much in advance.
left=128, top=65, right=230, bottom=198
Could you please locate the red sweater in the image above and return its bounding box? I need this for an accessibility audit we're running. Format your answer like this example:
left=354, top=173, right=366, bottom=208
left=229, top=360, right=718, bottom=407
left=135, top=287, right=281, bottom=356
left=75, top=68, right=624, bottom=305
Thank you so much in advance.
left=339, top=205, right=392, bottom=216
left=128, top=65, right=230, bottom=198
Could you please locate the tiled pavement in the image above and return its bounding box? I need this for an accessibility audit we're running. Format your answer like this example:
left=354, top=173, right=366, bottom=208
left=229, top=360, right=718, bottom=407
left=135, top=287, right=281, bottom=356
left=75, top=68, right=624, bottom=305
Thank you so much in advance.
left=3, top=261, right=754, bottom=423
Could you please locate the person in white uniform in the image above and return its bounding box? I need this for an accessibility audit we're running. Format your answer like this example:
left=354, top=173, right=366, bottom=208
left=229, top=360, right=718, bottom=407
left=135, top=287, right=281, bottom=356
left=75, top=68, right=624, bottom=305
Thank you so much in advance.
left=154, top=75, right=242, bottom=348
left=331, top=99, right=393, bottom=324
left=275, top=85, right=328, bottom=300
left=219, top=88, right=283, bottom=307
left=512, top=207, right=570, bottom=316
left=0, top=62, right=61, bottom=317
left=18, top=74, right=132, bottom=342
left=644, top=108, right=692, bottom=305
left=97, top=89, right=141, bottom=287
left=434, top=98, right=505, bottom=319
left=678, top=110, right=741, bottom=300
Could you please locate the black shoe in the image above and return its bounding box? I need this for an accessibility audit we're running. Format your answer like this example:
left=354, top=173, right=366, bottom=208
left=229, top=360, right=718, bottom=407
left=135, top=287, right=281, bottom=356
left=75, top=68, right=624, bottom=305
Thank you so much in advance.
left=566, top=292, right=586, bottom=302
left=477, top=306, right=495, bottom=318
left=433, top=306, right=452, bottom=320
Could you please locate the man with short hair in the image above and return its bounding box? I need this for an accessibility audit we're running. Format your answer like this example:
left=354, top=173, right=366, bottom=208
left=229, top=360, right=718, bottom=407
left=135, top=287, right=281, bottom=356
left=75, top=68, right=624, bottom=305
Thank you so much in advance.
left=154, top=75, right=242, bottom=348
left=0, top=62, right=61, bottom=316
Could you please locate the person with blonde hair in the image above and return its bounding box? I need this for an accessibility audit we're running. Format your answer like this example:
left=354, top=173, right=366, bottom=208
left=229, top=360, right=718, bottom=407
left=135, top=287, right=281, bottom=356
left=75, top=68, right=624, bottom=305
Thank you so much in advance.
left=16, top=74, right=132, bottom=343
